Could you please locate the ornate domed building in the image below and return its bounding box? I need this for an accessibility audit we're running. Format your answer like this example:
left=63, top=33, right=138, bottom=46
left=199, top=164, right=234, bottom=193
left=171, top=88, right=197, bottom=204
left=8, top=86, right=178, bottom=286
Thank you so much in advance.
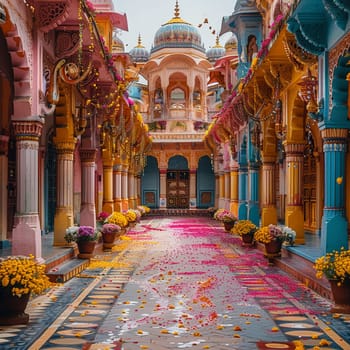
left=152, top=2, right=205, bottom=53
left=206, top=36, right=226, bottom=63
left=111, top=31, right=125, bottom=53
left=129, top=35, right=150, bottom=63
left=131, top=1, right=216, bottom=211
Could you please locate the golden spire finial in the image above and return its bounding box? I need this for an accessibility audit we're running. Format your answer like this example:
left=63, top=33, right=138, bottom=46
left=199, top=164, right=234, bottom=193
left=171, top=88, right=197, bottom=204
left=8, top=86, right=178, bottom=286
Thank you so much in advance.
left=215, top=35, right=220, bottom=46
left=166, top=0, right=188, bottom=24
left=174, top=0, right=180, bottom=18
left=137, top=33, right=144, bottom=48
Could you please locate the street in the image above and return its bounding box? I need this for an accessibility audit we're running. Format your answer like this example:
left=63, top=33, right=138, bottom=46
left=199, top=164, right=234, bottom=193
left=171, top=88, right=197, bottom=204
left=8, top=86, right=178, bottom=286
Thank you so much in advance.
left=1, top=217, right=349, bottom=350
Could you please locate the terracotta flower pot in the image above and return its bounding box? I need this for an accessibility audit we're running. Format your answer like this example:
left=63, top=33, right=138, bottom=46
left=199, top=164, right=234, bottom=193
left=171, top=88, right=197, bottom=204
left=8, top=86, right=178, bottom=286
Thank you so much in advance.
left=77, top=240, right=96, bottom=259
left=329, top=279, right=350, bottom=313
left=0, top=287, right=30, bottom=325
left=102, top=231, right=119, bottom=250
left=264, top=240, right=282, bottom=264
left=241, top=232, right=255, bottom=246
left=264, top=240, right=282, bottom=254
left=223, top=221, right=235, bottom=232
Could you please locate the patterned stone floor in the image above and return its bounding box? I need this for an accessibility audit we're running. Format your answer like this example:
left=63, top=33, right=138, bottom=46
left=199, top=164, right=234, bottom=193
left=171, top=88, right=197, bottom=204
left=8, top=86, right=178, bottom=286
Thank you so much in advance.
left=0, top=217, right=349, bottom=350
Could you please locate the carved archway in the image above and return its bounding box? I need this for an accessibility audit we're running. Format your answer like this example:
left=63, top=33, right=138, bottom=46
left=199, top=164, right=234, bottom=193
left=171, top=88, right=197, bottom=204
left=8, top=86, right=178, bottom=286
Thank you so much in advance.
left=0, top=4, right=31, bottom=117
left=328, top=32, right=350, bottom=121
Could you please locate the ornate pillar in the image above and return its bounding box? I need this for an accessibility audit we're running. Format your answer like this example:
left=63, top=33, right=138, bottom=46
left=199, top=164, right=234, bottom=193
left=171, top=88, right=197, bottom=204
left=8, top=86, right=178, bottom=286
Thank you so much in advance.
left=0, top=135, right=9, bottom=247
left=113, top=163, right=122, bottom=212
left=38, top=146, right=45, bottom=235
left=12, top=120, right=43, bottom=258
left=248, top=163, right=260, bottom=226
left=238, top=163, right=248, bottom=220
left=215, top=173, right=219, bottom=208
left=121, top=164, right=129, bottom=211
left=128, top=171, right=135, bottom=208
left=102, top=159, right=114, bottom=214
left=53, top=137, right=76, bottom=246
left=136, top=174, right=141, bottom=206
left=159, top=168, right=167, bottom=208
left=321, top=128, right=348, bottom=253
left=218, top=172, right=225, bottom=208
left=189, top=169, right=197, bottom=208
left=284, top=142, right=305, bottom=244
left=261, top=158, right=277, bottom=226
left=230, top=165, right=239, bottom=217
left=80, top=149, right=96, bottom=228
left=224, top=171, right=230, bottom=209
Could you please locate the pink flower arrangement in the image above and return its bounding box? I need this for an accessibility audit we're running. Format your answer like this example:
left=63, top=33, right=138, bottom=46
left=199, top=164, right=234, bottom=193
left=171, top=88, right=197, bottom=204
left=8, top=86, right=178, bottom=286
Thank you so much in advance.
left=101, top=223, right=121, bottom=234
left=76, top=226, right=99, bottom=241
left=97, top=211, right=110, bottom=222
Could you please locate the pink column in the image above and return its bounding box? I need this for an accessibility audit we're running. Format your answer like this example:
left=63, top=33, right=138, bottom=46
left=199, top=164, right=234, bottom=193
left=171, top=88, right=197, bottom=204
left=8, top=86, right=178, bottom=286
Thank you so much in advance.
left=113, top=164, right=122, bottom=212
left=0, top=135, right=9, bottom=246
left=80, top=149, right=97, bottom=228
left=12, top=120, right=43, bottom=260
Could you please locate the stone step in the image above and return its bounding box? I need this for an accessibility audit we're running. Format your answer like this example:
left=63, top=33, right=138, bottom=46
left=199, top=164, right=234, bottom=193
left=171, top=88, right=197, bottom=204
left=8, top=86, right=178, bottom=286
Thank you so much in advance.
left=150, top=209, right=210, bottom=216
left=46, top=258, right=90, bottom=283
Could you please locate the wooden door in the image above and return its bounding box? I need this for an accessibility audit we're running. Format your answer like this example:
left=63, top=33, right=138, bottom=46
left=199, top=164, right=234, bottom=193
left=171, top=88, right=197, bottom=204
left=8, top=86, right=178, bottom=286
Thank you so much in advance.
left=166, top=170, right=189, bottom=208
left=303, top=155, right=316, bottom=232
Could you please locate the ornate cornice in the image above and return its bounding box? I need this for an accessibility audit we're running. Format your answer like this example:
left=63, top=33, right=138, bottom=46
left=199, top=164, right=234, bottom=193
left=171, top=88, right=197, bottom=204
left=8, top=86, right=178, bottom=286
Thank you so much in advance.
left=287, top=14, right=327, bottom=55
left=328, top=31, right=350, bottom=117
left=282, top=32, right=317, bottom=71
left=36, top=0, right=72, bottom=33
left=323, top=0, right=349, bottom=30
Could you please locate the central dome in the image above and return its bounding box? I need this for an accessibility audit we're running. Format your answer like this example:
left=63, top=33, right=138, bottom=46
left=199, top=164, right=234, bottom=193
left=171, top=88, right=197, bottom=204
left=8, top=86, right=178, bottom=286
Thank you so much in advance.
left=151, top=1, right=205, bottom=54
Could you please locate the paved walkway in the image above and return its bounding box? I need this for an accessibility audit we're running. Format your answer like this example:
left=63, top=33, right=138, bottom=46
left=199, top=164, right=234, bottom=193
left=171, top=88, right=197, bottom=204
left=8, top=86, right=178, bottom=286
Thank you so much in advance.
left=0, top=217, right=349, bottom=350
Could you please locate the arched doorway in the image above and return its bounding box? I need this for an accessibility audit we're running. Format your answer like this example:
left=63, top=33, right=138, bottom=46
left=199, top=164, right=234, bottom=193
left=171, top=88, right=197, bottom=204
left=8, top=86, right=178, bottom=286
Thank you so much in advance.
left=167, top=155, right=189, bottom=208
left=141, top=156, right=159, bottom=208
left=44, top=135, right=57, bottom=233
left=197, top=156, right=215, bottom=208
left=0, top=26, right=15, bottom=245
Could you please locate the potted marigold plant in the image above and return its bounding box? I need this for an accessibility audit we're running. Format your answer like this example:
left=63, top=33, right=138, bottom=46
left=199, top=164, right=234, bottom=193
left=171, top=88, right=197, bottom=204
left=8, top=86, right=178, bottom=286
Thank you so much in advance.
left=0, top=255, right=52, bottom=325
left=124, top=209, right=138, bottom=227
left=314, top=248, right=350, bottom=313
left=105, top=211, right=128, bottom=230
left=231, top=220, right=257, bottom=245
left=254, top=224, right=284, bottom=262
left=65, top=225, right=100, bottom=259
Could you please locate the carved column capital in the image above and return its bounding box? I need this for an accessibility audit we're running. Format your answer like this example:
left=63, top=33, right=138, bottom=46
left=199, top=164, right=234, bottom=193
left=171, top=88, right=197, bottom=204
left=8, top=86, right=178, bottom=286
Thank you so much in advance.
left=12, top=120, right=43, bottom=141
left=80, top=149, right=97, bottom=163
left=321, top=128, right=348, bottom=143
left=53, top=138, right=76, bottom=154
left=283, top=142, right=306, bottom=155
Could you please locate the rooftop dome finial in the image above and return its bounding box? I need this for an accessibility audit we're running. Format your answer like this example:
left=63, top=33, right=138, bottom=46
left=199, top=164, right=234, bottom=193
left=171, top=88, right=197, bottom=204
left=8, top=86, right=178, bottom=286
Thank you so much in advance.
left=174, top=0, right=180, bottom=18
left=137, top=33, right=144, bottom=48
left=215, top=35, right=220, bottom=46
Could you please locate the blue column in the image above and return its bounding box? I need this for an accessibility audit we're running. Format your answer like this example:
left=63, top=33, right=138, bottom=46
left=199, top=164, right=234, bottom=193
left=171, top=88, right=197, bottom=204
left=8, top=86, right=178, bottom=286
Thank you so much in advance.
left=238, top=165, right=248, bottom=219
left=321, top=129, right=348, bottom=254
left=238, top=136, right=248, bottom=219
left=248, top=164, right=260, bottom=226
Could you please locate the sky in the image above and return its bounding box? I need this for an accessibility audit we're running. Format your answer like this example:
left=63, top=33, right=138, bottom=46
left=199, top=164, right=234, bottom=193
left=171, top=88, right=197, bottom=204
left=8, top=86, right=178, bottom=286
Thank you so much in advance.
left=114, top=0, right=236, bottom=53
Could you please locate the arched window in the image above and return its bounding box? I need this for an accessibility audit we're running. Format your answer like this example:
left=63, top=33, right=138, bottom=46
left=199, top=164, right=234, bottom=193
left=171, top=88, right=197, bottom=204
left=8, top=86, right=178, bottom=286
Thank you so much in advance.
left=170, top=88, right=185, bottom=109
